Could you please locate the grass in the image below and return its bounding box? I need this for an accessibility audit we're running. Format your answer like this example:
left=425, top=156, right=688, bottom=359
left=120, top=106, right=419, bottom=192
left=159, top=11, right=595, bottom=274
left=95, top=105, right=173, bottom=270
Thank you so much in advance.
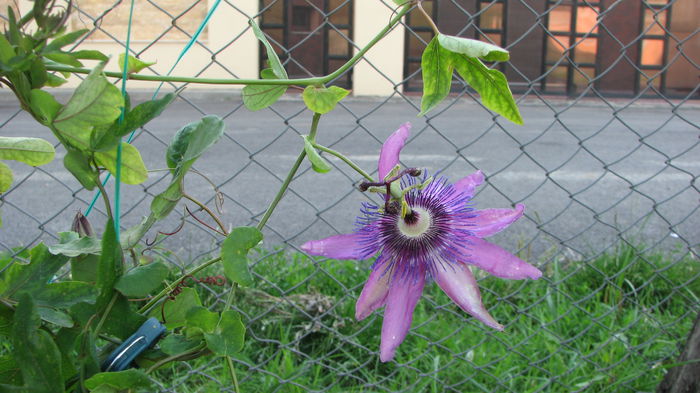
left=152, top=244, right=699, bottom=393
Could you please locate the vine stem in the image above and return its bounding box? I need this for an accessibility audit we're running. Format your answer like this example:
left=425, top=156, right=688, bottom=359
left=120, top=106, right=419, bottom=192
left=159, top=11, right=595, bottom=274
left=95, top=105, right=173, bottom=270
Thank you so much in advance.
left=312, top=143, right=374, bottom=181
left=417, top=0, right=440, bottom=35
left=146, top=343, right=207, bottom=374
left=43, top=5, right=412, bottom=88
left=256, top=112, right=322, bottom=231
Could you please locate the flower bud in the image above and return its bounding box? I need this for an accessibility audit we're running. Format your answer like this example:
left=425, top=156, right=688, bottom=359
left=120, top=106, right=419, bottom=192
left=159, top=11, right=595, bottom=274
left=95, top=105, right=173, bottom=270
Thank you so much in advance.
left=71, top=210, right=95, bottom=238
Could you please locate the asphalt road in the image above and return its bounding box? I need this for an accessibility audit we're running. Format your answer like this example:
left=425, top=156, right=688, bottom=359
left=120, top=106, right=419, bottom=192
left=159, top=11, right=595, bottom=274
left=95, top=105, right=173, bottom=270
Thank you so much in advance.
left=1, top=93, right=698, bottom=262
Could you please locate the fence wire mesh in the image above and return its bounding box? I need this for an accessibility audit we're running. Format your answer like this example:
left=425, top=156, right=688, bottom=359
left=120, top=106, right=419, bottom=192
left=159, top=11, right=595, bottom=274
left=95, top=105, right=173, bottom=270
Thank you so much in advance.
left=1, top=0, right=699, bottom=392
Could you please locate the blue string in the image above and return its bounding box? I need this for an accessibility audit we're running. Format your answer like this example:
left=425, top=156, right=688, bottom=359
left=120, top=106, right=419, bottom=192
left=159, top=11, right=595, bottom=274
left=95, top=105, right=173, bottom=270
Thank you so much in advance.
left=84, top=0, right=223, bottom=220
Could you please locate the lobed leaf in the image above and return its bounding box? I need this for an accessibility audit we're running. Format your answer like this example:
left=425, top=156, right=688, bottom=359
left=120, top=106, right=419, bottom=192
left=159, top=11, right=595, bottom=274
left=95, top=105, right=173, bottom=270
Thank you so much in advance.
left=242, top=69, right=287, bottom=111
left=437, top=34, right=509, bottom=62
left=149, top=287, right=201, bottom=329
left=0, top=243, right=68, bottom=298
left=0, top=136, right=55, bottom=166
left=28, top=89, right=62, bottom=125
left=451, top=53, right=523, bottom=125
left=419, top=37, right=454, bottom=116
left=63, top=149, right=97, bottom=190
left=220, top=227, right=263, bottom=287
left=33, top=281, right=97, bottom=308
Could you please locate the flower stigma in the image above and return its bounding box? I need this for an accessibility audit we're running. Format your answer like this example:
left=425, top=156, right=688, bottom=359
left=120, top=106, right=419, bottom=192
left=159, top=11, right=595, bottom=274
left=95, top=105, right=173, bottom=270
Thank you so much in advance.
left=397, top=207, right=431, bottom=238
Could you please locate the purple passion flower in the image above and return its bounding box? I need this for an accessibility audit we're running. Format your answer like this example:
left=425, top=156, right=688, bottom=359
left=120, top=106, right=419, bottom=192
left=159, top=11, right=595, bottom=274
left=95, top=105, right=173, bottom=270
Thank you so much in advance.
left=301, top=122, right=542, bottom=362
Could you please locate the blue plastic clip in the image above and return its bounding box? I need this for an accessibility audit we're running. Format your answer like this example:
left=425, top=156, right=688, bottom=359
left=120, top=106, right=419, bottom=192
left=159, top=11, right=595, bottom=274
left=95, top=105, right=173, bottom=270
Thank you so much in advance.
left=101, top=317, right=166, bottom=372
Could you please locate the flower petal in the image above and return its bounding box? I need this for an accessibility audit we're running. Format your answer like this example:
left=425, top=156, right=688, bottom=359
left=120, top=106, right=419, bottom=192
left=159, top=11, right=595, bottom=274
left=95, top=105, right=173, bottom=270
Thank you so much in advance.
left=356, top=260, right=393, bottom=321
left=380, top=270, right=425, bottom=362
left=459, top=237, right=542, bottom=280
left=453, top=170, right=484, bottom=198
left=300, top=233, right=365, bottom=260
left=470, top=204, right=525, bottom=238
left=434, top=262, right=503, bottom=330
left=378, top=122, right=411, bottom=180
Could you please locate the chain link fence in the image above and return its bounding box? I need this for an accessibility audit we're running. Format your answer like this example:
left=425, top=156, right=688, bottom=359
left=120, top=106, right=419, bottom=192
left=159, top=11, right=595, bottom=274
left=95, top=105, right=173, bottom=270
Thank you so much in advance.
left=1, top=0, right=699, bottom=391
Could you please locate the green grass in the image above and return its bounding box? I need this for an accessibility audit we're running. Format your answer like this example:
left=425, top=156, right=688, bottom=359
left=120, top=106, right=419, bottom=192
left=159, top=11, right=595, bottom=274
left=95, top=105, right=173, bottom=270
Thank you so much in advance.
left=155, top=244, right=700, bottom=393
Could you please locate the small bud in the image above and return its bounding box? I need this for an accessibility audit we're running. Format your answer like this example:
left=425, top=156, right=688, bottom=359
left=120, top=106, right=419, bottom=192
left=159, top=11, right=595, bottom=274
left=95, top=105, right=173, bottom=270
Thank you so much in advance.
left=71, top=210, right=95, bottom=238
left=358, top=182, right=371, bottom=192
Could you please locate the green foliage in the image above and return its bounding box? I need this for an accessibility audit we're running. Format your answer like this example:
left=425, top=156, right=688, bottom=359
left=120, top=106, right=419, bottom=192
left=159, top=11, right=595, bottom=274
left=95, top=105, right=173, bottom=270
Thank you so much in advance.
left=151, top=287, right=202, bottom=329
left=419, top=36, right=522, bottom=124
left=302, top=135, right=331, bottom=173
left=437, top=34, right=509, bottom=62
left=151, top=115, right=225, bottom=219
left=419, top=37, right=453, bottom=116
left=118, top=53, right=155, bottom=74
left=115, top=262, right=170, bottom=298
left=159, top=334, right=202, bottom=356
left=62, top=149, right=98, bottom=190
left=95, top=219, right=123, bottom=313
left=203, top=310, right=246, bottom=356
left=242, top=68, right=287, bottom=111
left=221, top=227, right=263, bottom=287
left=0, top=137, right=55, bottom=166
left=84, top=369, right=153, bottom=392
left=249, top=19, right=287, bottom=79
left=52, top=62, right=124, bottom=150
left=10, top=294, right=64, bottom=393
left=94, top=142, right=148, bottom=185
left=0, top=161, right=11, bottom=192
left=452, top=54, right=523, bottom=125
left=0, top=243, right=69, bottom=298
left=302, top=85, right=350, bottom=114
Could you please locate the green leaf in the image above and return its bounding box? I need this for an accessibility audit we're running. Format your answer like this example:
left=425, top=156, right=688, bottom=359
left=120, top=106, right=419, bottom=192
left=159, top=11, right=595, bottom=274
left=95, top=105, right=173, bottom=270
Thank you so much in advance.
left=0, top=355, right=21, bottom=386
left=71, top=50, right=109, bottom=61
left=242, top=69, right=286, bottom=111
left=0, top=161, right=12, bottom=193
left=118, top=53, right=155, bottom=74
left=0, top=34, right=16, bottom=63
left=204, top=310, right=245, bottom=356
left=48, top=232, right=101, bottom=257
left=45, top=73, right=67, bottom=87
left=452, top=54, right=523, bottom=125
left=63, top=149, right=97, bottom=190
left=44, top=52, right=82, bottom=67
left=111, top=92, right=176, bottom=138
left=34, top=281, right=97, bottom=308
left=149, top=287, right=201, bottom=329
left=36, top=306, right=73, bottom=328
left=0, top=243, right=68, bottom=297
left=94, top=142, right=148, bottom=185
left=249, top=19, right=287, bottom=78
left=84, top=369, right=153, bottom=391
left=71, top=254, right=99, bottom=282
left=220, top=227, right=263, bottom=287
left=152, top=115, right=224, bottom=219
left=159, top=334, right=202, bottom=356
left=95, top=219, right=123, bottom=313
left=185, top=306, right=219, bottom=337
left=0, top=137, right=55, bottom=166
left=52, top=62, right=124, bottom=150
left=43, top=29, right=88, bottom=53
left=419, top=37, right=454, bottom=116
left=165, top=115, right=225, bottom=172
left=12, top=294, right=64, bottom=393
left=70, top=296, right=145, bottom=340
left=114, top=262, right=170, bottom=298
left=437, top=34, right=509, bottom=62
left=29, top=58, right=47, bottom=89
left=302, top=135, right=331, bottom=173
left=29, top=89, right=62, bottom=124
left=302, top=85, right=349, bottom=114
